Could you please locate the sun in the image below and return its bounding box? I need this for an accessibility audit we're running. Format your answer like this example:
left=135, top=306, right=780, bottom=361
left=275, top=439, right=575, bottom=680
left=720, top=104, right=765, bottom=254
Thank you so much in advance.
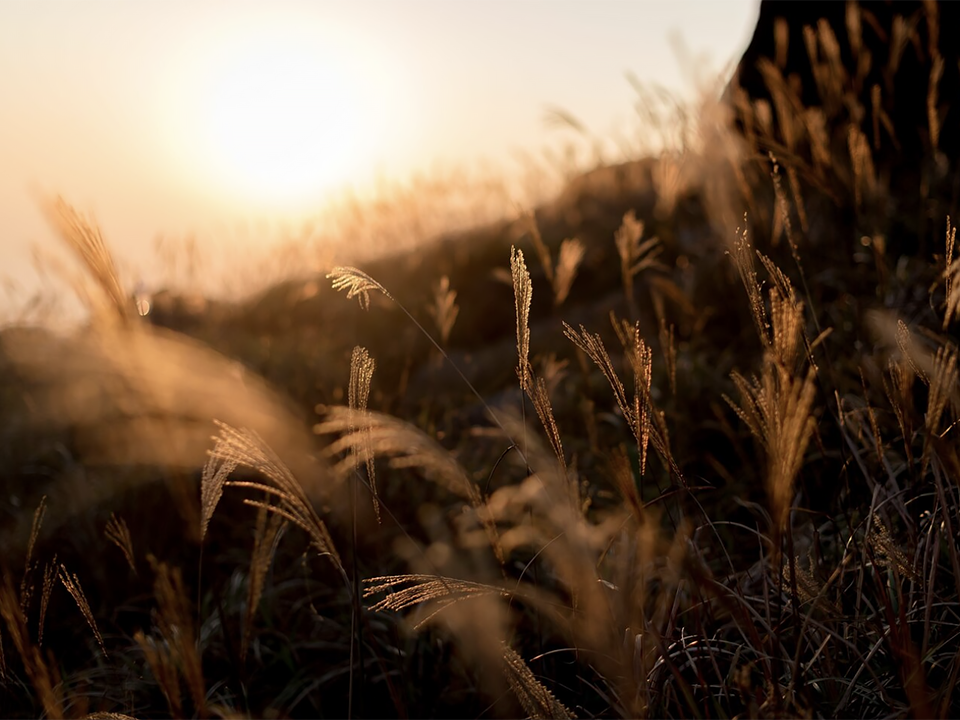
left=195, top=36, right=373, bottom=209
left=202, top=42, right=362, bottom=205
left=157, top=14, right=409, bottom=216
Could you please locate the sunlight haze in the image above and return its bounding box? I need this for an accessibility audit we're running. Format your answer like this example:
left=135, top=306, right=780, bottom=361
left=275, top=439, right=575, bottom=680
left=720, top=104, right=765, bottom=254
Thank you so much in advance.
left=0, top=0, right=758, bottom=315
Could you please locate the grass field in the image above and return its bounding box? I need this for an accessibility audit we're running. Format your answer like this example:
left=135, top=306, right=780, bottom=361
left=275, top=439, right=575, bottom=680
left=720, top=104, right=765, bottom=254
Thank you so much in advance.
left=2, top=20, right=960, bottom=719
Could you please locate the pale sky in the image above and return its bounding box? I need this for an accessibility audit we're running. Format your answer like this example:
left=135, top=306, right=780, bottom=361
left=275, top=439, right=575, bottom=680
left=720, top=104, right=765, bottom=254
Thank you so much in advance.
left=0, top=0, right=759, bottom=315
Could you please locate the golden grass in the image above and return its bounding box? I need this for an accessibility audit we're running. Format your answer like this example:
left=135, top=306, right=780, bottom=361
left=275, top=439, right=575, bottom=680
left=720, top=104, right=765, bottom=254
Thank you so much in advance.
left=348, top=345, right=378, bottom=520
left=563, top=319, right=675, bottom=478
left=42, top=196, right=131, bottom=325
left=364, top=574, right=508, bottom=630
left=104, top=513, right=136, bottom=574
left=525, top=214, right=584, bottom=308
left=19, top=496, right=46, bottom=616
left=3, top=8, right=960, bottom=714
left=4, top=198, right=958, bottom=717
left=511, top=246, right=533, bottom=392
left=134, top=630, right=182, bottom=717
left=208, top=422, right=343, bottom=574
left=944, top=217, right=958, bottom=328
left=58, top=564, right=106, bottom=657
left=327, top=265, right=393, bottom=310
left=37, top=556, right=56, bottom=648
left=614, top=210, right=662, bottom=314
left=428, top=275, right=460, bottom=346
left=502, top=642, right=573, bottom=720
left=0, top=578, right=64, bottom=718
left=509, top=244, right=567, bottom=471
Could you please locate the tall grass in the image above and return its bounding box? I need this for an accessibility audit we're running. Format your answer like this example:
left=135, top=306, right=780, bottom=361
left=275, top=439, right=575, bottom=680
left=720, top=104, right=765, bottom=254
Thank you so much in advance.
left=3, top=205, right=959, bottom=718
left=1, top=6, right=960, bottom=718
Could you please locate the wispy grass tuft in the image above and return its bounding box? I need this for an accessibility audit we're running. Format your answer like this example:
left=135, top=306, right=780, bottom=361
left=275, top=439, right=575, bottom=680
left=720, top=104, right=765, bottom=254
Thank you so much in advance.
left=104, top=513, right=136, bottom=574
left=200, top=437, right=239, bottom=543
left=554, top=238, right=586, bottom=307
left=725, top=246, right=817, bottom=555
left=209, top=421, right=344, bottom=574
left=512, top=246, right=533, bottom=392
left=59, top=563, right=106, bottom=657
left=349, top=346, right=379, bottom=520
left=364, top=574, right=508, bottom=629
left=429, top=275, right=460, bottom=345
left=0, top=578, right=63, bottom=718
left=615, top=210, right=663, bottom=313
left=510, top=244, right=567, bottom=471
left=525, top=213, right=584, bottom=307
left=42, top=196, right=132, bottom=324
left=943, top=217, right=958, bottom=328
left=317, top=406, right=504, bottom=563
left=20, top=495, right=47, bottom=615
left=327, top=265, right=394, bottom=310
left=37, top=554, right=57, bottom=648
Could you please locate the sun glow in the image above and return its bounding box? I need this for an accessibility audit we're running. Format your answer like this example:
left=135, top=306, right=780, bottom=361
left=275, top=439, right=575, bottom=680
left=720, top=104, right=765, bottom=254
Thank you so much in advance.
left=164, top=20, right=392, bottom=214
left=204, top=43, right=364, bottom=203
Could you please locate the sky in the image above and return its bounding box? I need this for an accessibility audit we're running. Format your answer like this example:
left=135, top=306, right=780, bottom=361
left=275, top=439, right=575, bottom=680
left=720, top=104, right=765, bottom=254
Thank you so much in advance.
left=0, top=0, right=759, bottom=315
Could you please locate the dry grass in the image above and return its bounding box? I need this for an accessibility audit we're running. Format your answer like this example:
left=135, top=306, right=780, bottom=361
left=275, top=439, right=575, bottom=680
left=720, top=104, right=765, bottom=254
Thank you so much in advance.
left=428, top=275, right=460, bottom=346
left=525, top=214, right=585, bottom=308
left=348, top=346, right=378, bottom=520
left=41, top=197, right=131, bottom=325
left=501, top=643, right=573, bottom=720
left=208, top=422, right=343, bottom=574
left=58, top=564, right=106, bottom=658
left=104, top=514, right=136, bottom=575
left=3, top=207, right=959, bottom=718
left=2, top=7, right=960, bottom=717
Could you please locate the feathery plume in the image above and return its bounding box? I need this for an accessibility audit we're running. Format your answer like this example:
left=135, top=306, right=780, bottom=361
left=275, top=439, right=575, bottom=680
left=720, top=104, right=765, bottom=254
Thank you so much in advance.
left=37, top=555, right=57, bottom=647
left=349, top=346, right=379, bottom=521
left=512, top=246, right=533, bottom=391
left=200, top=438, right=239, bottom=543
left=211, top=422, right=343, bottom=571
left=59, top=564, right=106, bottom=657
left=135, top=631, right=182, bottom=718
left=731, top=221, right=768, bottom=344
left=429, top=275, right=460, bottom=345
left=20, top=496, right=47, bottom=615
left=0, top=579, right=63, bottom=717
left=615, top=210, right=662, bottom=308
left=502, top=643, right=573, bottom=719
left=105, top=514, right=136, bottom=574
left=528, top=375, right=566, bottom=472
left=327, top=266, right=393, bottom=310
left=42, top=197, right=131, bottom=323
left=943, top=218, right=958, bottom=328
left=365, top=574, right=507, bottom=629
left=318, top=407, right=503, bottom=561
left=554, top=238, right=585, bottom=307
